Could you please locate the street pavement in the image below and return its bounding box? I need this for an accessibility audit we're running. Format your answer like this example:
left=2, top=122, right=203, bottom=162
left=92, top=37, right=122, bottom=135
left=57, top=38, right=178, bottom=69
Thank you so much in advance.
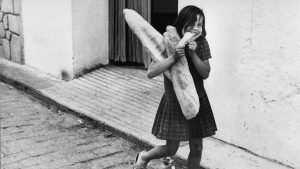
left=0, top=82, right=184, bottom=169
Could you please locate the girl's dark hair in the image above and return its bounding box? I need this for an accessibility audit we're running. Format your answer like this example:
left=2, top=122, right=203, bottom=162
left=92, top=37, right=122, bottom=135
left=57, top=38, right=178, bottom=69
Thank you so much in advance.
left=173, top=5, right=206, bottom=39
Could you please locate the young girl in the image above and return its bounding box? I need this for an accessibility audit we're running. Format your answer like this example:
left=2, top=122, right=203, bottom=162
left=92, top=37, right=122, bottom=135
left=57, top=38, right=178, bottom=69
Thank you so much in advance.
left=134, top=5, right=217, bottom=169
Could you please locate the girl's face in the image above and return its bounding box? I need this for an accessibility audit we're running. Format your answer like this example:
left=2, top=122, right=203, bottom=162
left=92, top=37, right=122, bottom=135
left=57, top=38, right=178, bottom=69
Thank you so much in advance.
left=182, top=14, right=203, bottom=36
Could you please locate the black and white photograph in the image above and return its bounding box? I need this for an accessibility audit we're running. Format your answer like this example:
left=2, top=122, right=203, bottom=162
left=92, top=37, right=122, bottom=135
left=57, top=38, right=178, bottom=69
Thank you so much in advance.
left=0, top=0, right=299, bottom=169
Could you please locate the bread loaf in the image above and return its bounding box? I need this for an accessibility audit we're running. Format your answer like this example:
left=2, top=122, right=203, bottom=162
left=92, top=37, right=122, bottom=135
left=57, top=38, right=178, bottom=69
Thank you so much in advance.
left=123, top=9, right=199, bottom=119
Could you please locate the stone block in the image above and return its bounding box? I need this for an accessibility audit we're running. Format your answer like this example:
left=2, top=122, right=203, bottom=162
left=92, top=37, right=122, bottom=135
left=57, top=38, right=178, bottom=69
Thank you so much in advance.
left=5, top=30, right=10, bottom=40
left=13, top=0, right=21, bottom=14
left=10, top=34, right=22, bottom=63
left=0, top=45, right=5, bottom=58
left=2, top=38, right=10, bottom=59
left=0, top=12, right=3, bottom=21
left=1, top=0, right=13, bottom=13
left=0, top=22, right=5, bottom=37
left=8, top=15, right=20, bottom=34
left=3, top=14, right=8, bottom=29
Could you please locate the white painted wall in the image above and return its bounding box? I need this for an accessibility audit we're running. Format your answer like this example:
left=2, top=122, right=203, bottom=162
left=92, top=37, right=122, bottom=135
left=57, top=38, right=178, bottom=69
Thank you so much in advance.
left=179, top=0, right=300, bottom=167
left=22, top=0, right=74, bottom=80
left=72, top=0, right=109, bottom=76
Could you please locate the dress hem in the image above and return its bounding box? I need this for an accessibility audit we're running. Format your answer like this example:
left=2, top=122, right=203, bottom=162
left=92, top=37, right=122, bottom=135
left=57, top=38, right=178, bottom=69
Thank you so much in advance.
left=152, top=130, right=217, bottom=141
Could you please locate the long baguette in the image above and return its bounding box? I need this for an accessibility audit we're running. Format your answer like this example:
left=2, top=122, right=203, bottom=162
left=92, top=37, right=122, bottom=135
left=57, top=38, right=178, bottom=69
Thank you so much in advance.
left=123, top=9, right=171, bottom=79
left=123, top=9, right=200, bottom=119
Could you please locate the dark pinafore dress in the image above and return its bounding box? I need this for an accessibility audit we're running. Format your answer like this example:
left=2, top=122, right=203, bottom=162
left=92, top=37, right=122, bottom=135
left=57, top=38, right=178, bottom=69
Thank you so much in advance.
left=152, top=38, right=217, bottom=141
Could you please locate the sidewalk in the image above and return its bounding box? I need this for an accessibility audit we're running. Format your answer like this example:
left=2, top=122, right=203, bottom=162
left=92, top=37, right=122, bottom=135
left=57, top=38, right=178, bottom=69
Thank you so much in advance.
left=1, top=81, right=179, bottom=169
left=0, top=58, right=293, bottom=169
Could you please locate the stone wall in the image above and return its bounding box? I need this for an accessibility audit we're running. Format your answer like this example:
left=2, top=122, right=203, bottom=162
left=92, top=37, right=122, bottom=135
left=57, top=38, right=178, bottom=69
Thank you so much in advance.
left=0, top=0, right=23, bottom=63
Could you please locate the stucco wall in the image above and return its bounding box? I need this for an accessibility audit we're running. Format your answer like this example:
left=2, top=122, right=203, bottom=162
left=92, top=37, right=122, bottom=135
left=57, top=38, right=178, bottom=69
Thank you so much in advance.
left=21, top=0, right=109, bottom=80
left=0, top=0, right=23, bottom=63
left=179, top=0, right=300, bottom=168
left=22, top=0, right=74, bottom=80
left=72, top=0, right=109, bottom=76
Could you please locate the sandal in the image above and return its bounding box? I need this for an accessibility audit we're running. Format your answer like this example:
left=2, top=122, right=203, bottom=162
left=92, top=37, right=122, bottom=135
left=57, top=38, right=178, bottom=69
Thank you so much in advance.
left=133, top=152, right=146, bottom=169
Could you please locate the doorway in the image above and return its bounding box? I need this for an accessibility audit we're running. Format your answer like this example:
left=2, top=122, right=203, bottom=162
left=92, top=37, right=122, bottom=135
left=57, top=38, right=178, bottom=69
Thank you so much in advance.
left=108, top=0, right=178, bottom=68
left=151, top=0, right=178, bottom=34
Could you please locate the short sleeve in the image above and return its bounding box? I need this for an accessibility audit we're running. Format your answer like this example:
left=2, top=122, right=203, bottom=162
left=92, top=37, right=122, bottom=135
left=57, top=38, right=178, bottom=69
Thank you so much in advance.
left=196, top=38, right=211, bottom=61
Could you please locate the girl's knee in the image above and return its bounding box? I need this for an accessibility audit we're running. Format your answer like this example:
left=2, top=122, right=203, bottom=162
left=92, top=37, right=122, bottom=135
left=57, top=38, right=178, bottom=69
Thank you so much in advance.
left=166, top=146, right=178, bottom=156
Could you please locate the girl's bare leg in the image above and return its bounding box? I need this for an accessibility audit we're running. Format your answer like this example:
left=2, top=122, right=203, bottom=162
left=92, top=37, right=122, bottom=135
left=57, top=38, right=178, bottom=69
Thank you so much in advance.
left=188, top=138, right=203, bottom=169
left=136, top=140, right=180, bottom=168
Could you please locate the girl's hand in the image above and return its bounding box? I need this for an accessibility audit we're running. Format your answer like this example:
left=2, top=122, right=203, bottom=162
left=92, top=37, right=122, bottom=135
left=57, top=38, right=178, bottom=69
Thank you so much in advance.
left=188, top=40, right=197, bottom=55
left=175, top=47, right=185, bottom=60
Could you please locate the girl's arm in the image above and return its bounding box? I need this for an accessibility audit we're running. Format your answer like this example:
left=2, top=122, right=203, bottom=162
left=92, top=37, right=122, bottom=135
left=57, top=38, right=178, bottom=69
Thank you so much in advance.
left=147, top=56, right=176, bottom=79
left=147, top=47, right=184, bottom=79
left=190, top=53, right=211, bottom=79
left=188, top=40, right=211, bottom=79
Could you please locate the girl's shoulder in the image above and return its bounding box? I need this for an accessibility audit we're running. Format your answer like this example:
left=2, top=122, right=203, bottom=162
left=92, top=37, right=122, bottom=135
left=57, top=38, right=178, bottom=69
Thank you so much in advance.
left=196, top=37, right=209, bottom=48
